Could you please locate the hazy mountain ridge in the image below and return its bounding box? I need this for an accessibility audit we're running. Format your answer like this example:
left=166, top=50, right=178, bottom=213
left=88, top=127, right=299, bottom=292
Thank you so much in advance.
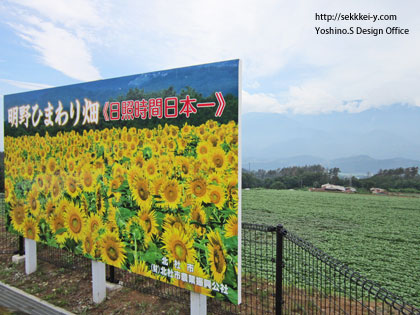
left=242, top=106, right=420, bottom=174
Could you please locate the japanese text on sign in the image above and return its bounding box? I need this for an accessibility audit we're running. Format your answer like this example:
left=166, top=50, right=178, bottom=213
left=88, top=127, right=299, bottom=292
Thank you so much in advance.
left=103, top=92, right=226, bottom=121
left=150, top=257, right=229, bottom=295
left=7, top=92, right=226, bottom=128
left=7, top=99, right=100, bottom=128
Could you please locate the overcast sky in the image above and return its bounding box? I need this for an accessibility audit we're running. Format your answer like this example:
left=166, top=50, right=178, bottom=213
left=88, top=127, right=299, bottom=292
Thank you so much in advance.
left=1, top=0, right=419, bottom=151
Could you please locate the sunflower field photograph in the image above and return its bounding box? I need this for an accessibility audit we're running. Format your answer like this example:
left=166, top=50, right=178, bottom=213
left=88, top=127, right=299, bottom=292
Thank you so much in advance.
left=3, top=60, right=241, bottom=304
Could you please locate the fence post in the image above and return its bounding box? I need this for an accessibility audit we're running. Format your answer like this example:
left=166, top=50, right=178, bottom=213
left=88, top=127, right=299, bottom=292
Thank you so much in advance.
left=19, top=236, right=24, bottom=256
left=108, top=265, right=117, bottom=284
left=276, top=224, right=285, bottom=315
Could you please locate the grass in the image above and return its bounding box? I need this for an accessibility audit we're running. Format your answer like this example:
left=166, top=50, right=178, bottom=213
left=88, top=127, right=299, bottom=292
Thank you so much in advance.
left=243, top=189, right=420, bottom=307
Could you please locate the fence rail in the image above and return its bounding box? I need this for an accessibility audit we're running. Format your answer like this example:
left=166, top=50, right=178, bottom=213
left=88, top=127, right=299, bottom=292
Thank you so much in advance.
left=1, top=194, right=419, bottom=314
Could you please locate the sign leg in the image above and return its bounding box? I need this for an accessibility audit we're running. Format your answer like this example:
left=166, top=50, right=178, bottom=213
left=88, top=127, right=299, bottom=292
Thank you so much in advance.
left=92, top=261, right=106, bottom=304
left=190, top=291, right=207, bottom=315
left=24, top=238, right=37, bottom=275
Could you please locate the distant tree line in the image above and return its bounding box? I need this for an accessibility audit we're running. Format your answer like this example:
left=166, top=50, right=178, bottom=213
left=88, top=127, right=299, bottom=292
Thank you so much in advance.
left=242, top=165, right=420, bottom=192
left=361, top=167, right=420, bottom=192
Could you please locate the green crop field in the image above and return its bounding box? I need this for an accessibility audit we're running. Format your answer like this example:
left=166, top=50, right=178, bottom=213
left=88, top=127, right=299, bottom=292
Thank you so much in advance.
left=243, top=189, right=420, bottom=307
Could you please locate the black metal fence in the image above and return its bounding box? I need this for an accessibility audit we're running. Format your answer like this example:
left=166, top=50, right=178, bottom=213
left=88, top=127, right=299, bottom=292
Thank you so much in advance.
left=1, top=194, right=419, bottom=314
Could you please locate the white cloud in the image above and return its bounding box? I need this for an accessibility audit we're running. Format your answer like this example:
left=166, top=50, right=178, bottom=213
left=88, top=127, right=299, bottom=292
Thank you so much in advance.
left=102, top=0, right=420, bottom=114
left=8, top=0, right=104, bottom=28
left=0, top=78, right=52, bottom=90
left=242, top=90, right=286, bottom=114
left=11, top=17, right=101, bottom=81
left=2, top=0, right=420, bottom=114
left=4, top=1, right=102, bottom=81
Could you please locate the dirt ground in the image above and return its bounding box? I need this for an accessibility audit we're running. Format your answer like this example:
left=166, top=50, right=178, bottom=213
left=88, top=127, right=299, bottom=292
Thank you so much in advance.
left=0, top=254, right=188, bottom=314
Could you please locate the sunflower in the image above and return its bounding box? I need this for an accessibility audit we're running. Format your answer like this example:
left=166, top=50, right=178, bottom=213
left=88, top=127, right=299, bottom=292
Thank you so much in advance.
left=80, top=166, right=96, bottom=193
left=152, top=177, right=165, bottom=196
left=132, top=154, right=145, bottom=168
left=46, top=157, right=57, bottom=174
left=167, top=139, right=177, bottom=153
left=116, top=147, right=125, bottom=160
left=10, top=201, right=27, bottom=232
left=228, top=189, right=239, bottom=209
left=22, top=217, right=40, bottom=241
left=189, top=203, right=207, bottom=236
left=182, top=194, right=194, bottom=208
left=227, top=174, right=238, bottom=191
left=44, top=200, right=55, bottom=218
left=138, top=208, right=159, bottom=243
left=50, top=212, right=67, bottom=244
left=106, top=220, right=119, bottom=234
left=197, top=124, right=207, bottom=139
left=163, top=214, right=187, bottom=235
left=34, top=175, right=45, bottom=192
left=100, top=232, right=127, bottom=268
left=224, top=215, right=238, bottom=238
left=129, top=176, right=152, bottom=210
left=196, top=142, right=210, bottom=158
left=160, top=179, right=182, bottom=210
left=144, top=129, right=153, bottom=140
left=209, top=148, right=227, bottom=171
left=110, top=178, right=122, bottom=191
left=107, top=204, right=118, bottom=224
left=206, top=120, right=216, bottom=130
left=207, top=230, right=227, bottom=282
left=130, top=261, right=154, bottom=278
left=176, top=156, right=192, bottom=178
left=169, top=126, right=179, bottom=137
left=125, top=217, right=145, bottom=244
left=4, top=178, right=13, bottom=203
left=188, top=177, right=209, bottom=203
left=82, top=232, right=96, bottom=257
left=93, top=157, right=106, bottom=174
left=95, top=187, right=105, bottom=215
left=181, top=123, right=192, bottom=136
left=24, top=163, right=35, bottom=180
left=144, top=158, right=159, bottom=179
left=87, top=213, right=103, bottom=235
left=50, top=177, right=62, bottom=201
left=65, top=176, right=79, bottom=198
left=207, top=135, right=219, bottom=148
left=39, top=146, right=47, bottom=159
left=177, top=138, right=188, bottom=154
left=64, top=203, right=86, bottom=241
left=131, top=260, right=166, bottom=282
left=37, top=158, right=46, bottom=174
left=227, top=151, right=237, bottom=167
left=162, top=227, right=196, bottom=263
left=112, top=164, right=126, bottom=183
left=191, top=161, right=205, bottom=176
left=43, top=174, right=53, bottom=194
left=208, top=185, right=226, bottom=209
left=27, top=188, right=40, bottom=217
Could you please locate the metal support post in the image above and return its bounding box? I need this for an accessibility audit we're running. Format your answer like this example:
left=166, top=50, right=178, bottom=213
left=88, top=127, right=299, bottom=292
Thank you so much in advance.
left=276, top=224, right=286, bottom=315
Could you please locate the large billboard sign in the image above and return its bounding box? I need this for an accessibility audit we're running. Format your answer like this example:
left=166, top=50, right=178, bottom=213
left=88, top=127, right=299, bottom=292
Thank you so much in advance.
left=4, top=60, right=241, bottom=304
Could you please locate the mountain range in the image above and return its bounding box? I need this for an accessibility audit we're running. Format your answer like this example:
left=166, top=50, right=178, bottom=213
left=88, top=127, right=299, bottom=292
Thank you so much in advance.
left=245, top=155, right=420, bottom=176
left=242, top=105, right=420, bottom=175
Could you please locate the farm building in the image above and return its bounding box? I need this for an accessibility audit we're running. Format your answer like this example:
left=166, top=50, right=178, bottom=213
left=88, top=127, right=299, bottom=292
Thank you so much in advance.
left=370, top=187, right=387, bottom=194
left=321, top=183, right=346, bottom=192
